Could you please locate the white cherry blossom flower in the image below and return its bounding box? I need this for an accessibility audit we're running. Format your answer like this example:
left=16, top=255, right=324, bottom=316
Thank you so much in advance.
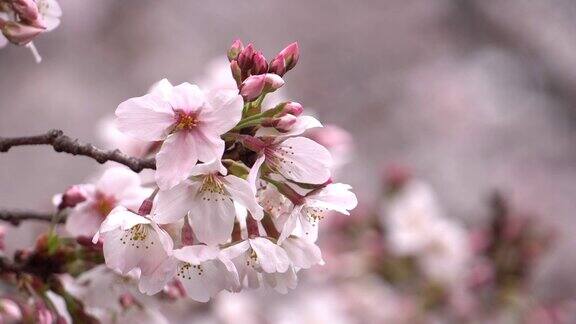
left=153, top=161, right=263, bottom=245
left=139, top=245, right=239, bottom=302
left=64, top=167, right=151, bottom=238
left=93, top=206, right=173, bottom=277
left=248, top=136, right=333, bottom=186
left=116, top=80, right=243, bottom=189
left=278, top=183, right=358, bottom=243
left=221, top=237, right=291, bottom=290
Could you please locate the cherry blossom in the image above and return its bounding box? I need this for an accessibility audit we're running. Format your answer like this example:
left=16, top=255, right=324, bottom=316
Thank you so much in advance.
left=62, top=167, right=152, bottom=238
left=153, top=161, right=263, bottom=245
left=93, top=206, right=173, bottom=276
left=116, top=80, right=243, bottom=189
left=278, top=183, right=358, bottom=243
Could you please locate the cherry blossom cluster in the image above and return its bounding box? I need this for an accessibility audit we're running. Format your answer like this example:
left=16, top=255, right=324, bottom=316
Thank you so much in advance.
left=0, top=0, right=61, bottom=61
left=57, top=40, right=357, bottom=303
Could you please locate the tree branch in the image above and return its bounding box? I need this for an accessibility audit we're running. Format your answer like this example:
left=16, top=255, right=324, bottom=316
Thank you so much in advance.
left=0, top=129, right=156, bottom=172
left=0, top=209, right=65, bottom=226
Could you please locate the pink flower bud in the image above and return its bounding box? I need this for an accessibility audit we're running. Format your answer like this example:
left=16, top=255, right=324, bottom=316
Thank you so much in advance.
left=58, top=185, right=87, bottom=210
left=251, top=51, right=268, bottom=75
left=278, top=42, right=299, bottom=71
left=0, top=298, right=22, bottom=321
left=1, top=21, right=44, bottom=45
left=269, top=53, right=286, bottom=76
left=279, top=101, right=303, bottom=116
left=239, top=74, right=265, bottom=101
left=137, top=199, right=153, bottom=215
left=275, top=114, right=298, bottom=132
left=181, top=218, right=194, bottom=245
left=11, top=0, right=40, bottom=23
left=227, top=39, right=243, bottom=61
left=240, top=74, right=285, bottom=101
left=230, top=60, right=242, bottom=86
left=237, top=43, right=255, bottom=70
left=262, top=73, right=284, bottom=91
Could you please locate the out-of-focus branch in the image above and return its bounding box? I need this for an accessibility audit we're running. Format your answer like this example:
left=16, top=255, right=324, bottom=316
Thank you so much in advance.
left=0, top=129, right=156, bottom=172
left=0, top=209, right=65, bottom=226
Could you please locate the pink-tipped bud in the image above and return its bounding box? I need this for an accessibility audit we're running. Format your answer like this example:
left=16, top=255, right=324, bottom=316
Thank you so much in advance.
left=269, top=53, right=286, bottom=76
left=240, top=74, right=285, bottom=101
left=1, top=21, right=44, bottom=45
left=278, top=42, right=299, bottom=71
left=237, top=43, right=255, bottom=70
left=251, top=51, right=268, bottom=75
left=279, top=101, right=304, bottom=117
left=230, top=60, right=242, bottom=86
left=240, top=74, right=265, bottom=101
left=275, top=114, right=298, bottom=132
left=58, top=185, right=87, bottom=210
left=11, top=0, right=39, bottom=23
left=137, top=199, right=153, bottom=216
left=227, top=39, right=244, bottom=61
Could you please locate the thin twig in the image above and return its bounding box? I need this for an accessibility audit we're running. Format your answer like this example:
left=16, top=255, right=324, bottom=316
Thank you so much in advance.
left=0, top=209, right=65, bottom=226
left=0, top=129, right=156, bottom=172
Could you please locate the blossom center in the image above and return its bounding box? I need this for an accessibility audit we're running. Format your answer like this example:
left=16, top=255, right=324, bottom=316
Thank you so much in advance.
left=174, top=110, right=199, bottom=131
left=93, top=192, right=116, bottom=217
left=119, top=224, right=154, bottom=249
left=199, top=174, right=226, bottom=198
left=177, top=263, right=204, bottom=280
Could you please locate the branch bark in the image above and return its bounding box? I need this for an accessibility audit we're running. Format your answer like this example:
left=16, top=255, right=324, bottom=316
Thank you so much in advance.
left=0, top=129, right=156, bottom=172
left=0, top=210, right=65, bottom=226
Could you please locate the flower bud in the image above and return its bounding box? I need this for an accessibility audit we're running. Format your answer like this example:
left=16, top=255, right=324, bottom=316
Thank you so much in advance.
left=268, top=53, right=286, bottom=76
left=275, top=114, right=298, bottom=132
left=1, top=21, right=44, bottom=45
left=237, top=43, right=255, bottom=70
left=230, top=60, right=242, bottom=86
left=251, top=51, right=268, bottom=75
left=278, top=42, right=299, bottom=71
left=239, top=74, right=265, bottom=101
left=11, top=0, right=39, bottom=23
left=240, top=74, right=285, bottom=101
left=227, top=39, right=243, bottom=61
left=279, top=101, right=303, bottom=117
left=58, top=185, right=87, bottom=210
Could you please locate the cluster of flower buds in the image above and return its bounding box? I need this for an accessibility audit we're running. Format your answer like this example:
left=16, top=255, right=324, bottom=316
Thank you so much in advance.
left=228, top=40, right=299, bottom=102
left=0, top=0, right=61, bottom=61
left=52, top=40, right=357, bottom=304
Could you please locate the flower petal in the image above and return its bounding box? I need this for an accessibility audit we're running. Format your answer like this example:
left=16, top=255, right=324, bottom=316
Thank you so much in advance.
left=173, top=245, right=220, bottom=265
left=155, top=132, right=198, bottom=190
left=273, top=137, right=332, bottom=184
left=223, top=175, right=264, bottom=220
left=168, top=83, right=205, bottom=113
left=256, top=115, right=323, bottom=138
left=189, top=193, right=236, bottom=245
left=65, top=202, right=105, bottom=238
left=190, top=128, right=225, bottom=164
left=306, top=183, right=358, bottom=215
left=152, top=181, right=199, bottom=224
left=116, top=94, right=174, bottom=141
left=249, top=237, right=290, bottom=273
left=201, top=88, right=244, bottom=134
left=138, top=257, right=178, bottom=295
left=281, top=237, right=323, bottom=269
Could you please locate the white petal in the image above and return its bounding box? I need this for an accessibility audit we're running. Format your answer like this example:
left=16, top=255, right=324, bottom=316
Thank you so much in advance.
left=96, top=167, right=140, bottom=197
left=190, top=159, right=227, bottom=176
left=168, top=83, right=205, bottom=113
left=201, top=88, right=244, bottom=134
left=262, top=267, right=298, bottom=294
left=274, top=137, right=332, bottom=184
left=152, top=181, right=199, bottom=224
left=247, top=155, right=265, bottom=192
left=179, top=260, right=224, bottom=302
left=306, top=183, right=358, bottom=215
left=115, top=94, right=174, bottom=141
left=149, top=78, right=174, bottom=100
left=65, top=202, right=104, bottom=238
left=249, top=237, right=290, bottom=273
left=282, top=237, right=323, bottom=269
left=190, top=128, right=225, bottom=164
left=138, top=257, right=178, bottom=295
left=189, top=193, right=236, bottom=245
left=155, top=132, right=198, bottom=190
left=299, top=214, right=319, bottom=243
left=278, top=206, right=300, bottom=244
left=223, top=175, right=264, bottom=220
left=97, top=206, right=149, bottom=235
left=173, top=245, right=220, bottom=264
left=220, top=241, right=251, bottom=260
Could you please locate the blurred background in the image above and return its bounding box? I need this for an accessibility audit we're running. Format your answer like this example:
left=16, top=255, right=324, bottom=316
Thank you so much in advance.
left=1, top=0, right=576, bottom=322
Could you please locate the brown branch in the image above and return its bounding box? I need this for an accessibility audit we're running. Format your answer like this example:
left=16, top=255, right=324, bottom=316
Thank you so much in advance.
left=0, top=209, right=65, bottom=226
left=0, top=129, right=156, bottom=172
